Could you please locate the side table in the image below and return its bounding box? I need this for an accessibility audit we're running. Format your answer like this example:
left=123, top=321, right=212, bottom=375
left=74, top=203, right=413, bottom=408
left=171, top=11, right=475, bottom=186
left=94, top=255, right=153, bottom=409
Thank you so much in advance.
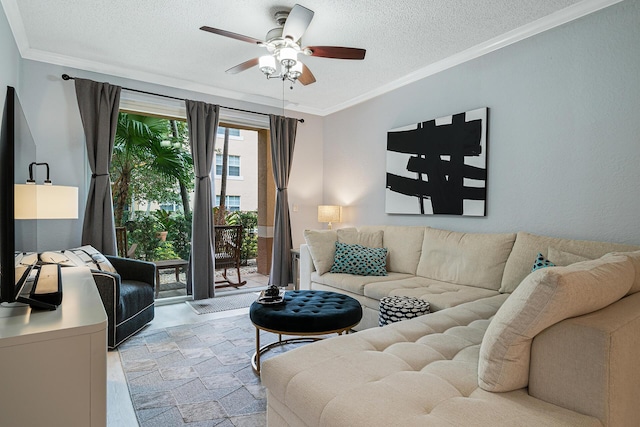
left=152, top=259, right=188, bottom=298
left=290, top=248, right=300, bottom=290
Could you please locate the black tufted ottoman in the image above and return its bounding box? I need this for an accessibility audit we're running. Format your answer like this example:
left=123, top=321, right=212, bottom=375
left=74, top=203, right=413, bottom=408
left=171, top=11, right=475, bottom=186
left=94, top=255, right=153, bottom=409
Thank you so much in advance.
left=249, top=290, right=362, bottom=373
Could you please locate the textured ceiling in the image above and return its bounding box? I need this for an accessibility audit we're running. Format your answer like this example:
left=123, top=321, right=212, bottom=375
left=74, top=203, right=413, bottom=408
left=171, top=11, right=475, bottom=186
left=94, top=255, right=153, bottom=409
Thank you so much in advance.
left=1, top=0, right=617, bottom=115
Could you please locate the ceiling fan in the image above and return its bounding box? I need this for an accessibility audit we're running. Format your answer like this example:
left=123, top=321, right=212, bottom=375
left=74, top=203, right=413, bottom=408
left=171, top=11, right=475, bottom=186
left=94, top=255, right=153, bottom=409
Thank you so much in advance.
left=200, top=4, right=366, bottom=86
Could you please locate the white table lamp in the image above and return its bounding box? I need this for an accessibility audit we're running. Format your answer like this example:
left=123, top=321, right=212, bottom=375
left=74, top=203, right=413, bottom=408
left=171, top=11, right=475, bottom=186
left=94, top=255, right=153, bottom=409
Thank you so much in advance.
left=318, top=205, right=342, bottom=230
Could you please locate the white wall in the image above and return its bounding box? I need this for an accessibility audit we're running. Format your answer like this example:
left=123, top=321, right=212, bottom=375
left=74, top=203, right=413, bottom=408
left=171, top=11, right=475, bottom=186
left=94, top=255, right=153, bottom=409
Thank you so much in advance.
left=323, top=1, right=640, bottom=245
left=288, top=111, right=324, bottom=247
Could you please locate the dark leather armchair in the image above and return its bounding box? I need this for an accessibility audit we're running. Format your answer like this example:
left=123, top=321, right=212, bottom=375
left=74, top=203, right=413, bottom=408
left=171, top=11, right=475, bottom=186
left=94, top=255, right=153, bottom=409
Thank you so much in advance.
left=91, top=256, right=155, bottom=349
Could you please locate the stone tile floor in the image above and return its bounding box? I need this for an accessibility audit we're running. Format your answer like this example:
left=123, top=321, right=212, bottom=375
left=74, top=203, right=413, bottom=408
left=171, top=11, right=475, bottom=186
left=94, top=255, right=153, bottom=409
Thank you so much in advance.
left=118, top=314, right=282, bottom=426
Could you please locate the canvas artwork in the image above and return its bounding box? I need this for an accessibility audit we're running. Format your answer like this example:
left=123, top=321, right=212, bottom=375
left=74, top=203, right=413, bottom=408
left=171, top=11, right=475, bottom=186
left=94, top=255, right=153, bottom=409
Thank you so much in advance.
left=385, top=107, right=488, bottom=216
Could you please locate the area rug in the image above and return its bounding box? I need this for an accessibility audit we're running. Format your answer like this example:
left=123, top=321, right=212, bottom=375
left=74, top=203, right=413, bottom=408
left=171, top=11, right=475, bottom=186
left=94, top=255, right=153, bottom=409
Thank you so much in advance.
left=186, top=293, right=260, bottom=315
left=118, top=314, right=287, bottom=426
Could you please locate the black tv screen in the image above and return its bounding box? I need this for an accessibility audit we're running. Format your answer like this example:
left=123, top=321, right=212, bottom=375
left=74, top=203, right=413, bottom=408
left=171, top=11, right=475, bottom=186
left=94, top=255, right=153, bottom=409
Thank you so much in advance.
left=0, top=86, right=16, bottom=303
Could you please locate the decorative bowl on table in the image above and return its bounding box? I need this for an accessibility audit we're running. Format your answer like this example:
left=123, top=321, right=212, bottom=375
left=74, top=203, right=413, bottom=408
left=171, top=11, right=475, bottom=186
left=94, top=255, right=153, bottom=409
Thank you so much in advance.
left=257, top=285, right=285, bottom=305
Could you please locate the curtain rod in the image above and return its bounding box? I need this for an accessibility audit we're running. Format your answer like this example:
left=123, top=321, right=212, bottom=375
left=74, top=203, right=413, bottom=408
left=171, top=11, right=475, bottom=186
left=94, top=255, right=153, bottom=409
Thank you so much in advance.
left=61, top=74, right=304, bottom=123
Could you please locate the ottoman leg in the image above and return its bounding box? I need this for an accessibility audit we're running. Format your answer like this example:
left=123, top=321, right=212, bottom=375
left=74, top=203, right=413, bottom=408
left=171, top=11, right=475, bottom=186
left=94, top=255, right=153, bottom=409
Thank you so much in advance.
left=254, top=327, right=261, bottom=374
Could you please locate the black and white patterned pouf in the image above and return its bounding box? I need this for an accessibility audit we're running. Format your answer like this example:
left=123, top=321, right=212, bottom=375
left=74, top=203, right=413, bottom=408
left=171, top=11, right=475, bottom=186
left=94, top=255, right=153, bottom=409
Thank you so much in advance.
left=379, top=296, right=430, bottom=326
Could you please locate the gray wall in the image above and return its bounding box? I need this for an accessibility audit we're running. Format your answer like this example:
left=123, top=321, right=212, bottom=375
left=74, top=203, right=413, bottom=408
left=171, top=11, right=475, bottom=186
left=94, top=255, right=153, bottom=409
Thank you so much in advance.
left=323, top=1, right=640, bottom=245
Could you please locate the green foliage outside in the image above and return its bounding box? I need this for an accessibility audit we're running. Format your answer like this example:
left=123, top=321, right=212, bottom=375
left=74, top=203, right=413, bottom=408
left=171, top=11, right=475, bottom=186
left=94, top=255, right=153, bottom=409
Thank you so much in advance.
left=125, top=216, right=160, bottom=261
left=125, top=210, right=257, bottom=264
left=111, top=113, right=193, bottom=226
left=126, top=211, right=192, bottom=261
left=110, top=113, right=257, bottom=266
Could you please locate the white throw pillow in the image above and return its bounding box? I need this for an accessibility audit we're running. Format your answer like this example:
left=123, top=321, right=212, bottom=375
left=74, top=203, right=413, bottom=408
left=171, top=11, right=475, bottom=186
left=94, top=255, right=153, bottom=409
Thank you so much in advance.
left=303, top=229, right=338, bottom=275
left=609, top=250, right=640, bottom=295
left=478, top=253, right=634, bottom=392
left=40, top=245, right=117, bottom=273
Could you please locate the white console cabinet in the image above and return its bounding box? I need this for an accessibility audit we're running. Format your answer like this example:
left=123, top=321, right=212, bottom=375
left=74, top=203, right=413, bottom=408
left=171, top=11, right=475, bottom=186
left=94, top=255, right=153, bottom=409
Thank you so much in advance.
left=0, top=267, right=107, bottom=427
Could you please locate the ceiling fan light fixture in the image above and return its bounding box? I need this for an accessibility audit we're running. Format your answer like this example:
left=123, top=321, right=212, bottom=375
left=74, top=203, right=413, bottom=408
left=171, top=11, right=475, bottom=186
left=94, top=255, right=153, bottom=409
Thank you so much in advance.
left=201, top=4, right=366, bottom=88
left=287, top=61, right=303, bottom=80
left=259, top=55, right=276, bottom=76
left=278, top=47, right=298, bottom=67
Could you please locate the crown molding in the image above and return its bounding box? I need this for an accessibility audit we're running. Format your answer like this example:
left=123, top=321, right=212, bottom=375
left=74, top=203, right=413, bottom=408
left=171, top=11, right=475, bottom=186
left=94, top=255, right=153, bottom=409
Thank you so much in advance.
left=317, top=0, right=623, bottom=116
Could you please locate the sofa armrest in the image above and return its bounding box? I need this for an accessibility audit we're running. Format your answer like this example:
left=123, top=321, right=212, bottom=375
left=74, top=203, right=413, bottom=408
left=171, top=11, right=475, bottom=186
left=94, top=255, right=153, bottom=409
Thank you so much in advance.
left=106, top=255, right=156, bottom=288
left=300, top=244, right=315, bottom=289
left=90, top=269, right=120, bottom=315
left=529, top=292, right=640, bottom=426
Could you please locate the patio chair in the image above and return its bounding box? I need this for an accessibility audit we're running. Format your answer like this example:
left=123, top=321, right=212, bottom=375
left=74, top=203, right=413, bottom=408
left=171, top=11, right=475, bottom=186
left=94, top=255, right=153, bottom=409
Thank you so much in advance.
left=115, top=226, right=137, bottom=258
left=214, top=225, right=247, bottom=288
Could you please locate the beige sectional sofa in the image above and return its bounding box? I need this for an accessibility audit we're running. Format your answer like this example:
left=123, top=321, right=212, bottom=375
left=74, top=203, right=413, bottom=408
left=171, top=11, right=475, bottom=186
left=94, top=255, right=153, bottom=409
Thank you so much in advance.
left=261, top=226, right=640, bottom=426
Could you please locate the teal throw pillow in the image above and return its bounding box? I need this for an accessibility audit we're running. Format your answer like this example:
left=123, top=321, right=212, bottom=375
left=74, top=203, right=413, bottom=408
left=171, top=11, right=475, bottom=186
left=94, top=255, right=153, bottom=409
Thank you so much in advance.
left=330, top=242, right=388, bottom=276
left=532, top=253, right=555, bottom=272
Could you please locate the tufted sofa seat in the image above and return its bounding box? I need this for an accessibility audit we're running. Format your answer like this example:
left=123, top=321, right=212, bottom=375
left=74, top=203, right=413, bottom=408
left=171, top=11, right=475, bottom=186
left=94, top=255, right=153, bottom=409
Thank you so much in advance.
left=262, top=294, right=605, bottom=426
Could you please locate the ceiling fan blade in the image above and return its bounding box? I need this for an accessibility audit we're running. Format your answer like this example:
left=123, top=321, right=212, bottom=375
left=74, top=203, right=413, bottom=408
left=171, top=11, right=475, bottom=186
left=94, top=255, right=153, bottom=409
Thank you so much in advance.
left=225, top=58, right=260, bottom=74
left=307, top=46, right=366, bottom=60
left=200, top=26, right=262, bottom=45
left=282, top=4, right=314, bottom=42
left=298, top=63, right=316, bottom=86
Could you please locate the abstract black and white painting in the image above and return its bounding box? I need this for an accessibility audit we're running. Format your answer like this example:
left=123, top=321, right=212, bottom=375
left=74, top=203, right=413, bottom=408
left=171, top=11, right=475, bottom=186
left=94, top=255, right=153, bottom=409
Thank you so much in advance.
left=386, top=107, right=488, bottom=216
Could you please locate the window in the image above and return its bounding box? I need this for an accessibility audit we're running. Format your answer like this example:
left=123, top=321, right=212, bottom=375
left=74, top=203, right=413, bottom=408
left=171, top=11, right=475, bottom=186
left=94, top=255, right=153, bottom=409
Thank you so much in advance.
left=216, top=195, right=241, bottom=212
left=228, top=155, right=240, bottom=177
left=217, top=127, right=240, bottom=137
left=215, top=155, right=240, bottom=177
left=158, top=203, right=176, bottom=212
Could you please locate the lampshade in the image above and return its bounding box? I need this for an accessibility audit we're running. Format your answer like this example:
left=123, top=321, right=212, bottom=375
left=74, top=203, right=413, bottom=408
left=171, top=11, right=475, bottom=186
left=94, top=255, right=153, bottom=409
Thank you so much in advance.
left=278, top=47, right=298, bottom=67
left=259, top=55, right=276, bottom=75
left=317, top=205, right=342, bottom=224
left=288, top=61, right=303, bottom=79
left=15, top=184, right=79, bottom=219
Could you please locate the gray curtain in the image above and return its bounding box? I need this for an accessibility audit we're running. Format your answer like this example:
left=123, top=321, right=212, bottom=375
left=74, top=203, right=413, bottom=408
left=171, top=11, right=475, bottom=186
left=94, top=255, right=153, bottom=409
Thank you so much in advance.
left=74, top=78, right=121, bottom=255
left=269, top=115, right=298, bottom=286
left=185, top=100, right=219, bottom=299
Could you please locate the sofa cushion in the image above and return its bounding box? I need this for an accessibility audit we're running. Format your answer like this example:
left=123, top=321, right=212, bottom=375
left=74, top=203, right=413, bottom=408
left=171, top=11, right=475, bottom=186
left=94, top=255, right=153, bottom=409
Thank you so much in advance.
left=330, top=242, right=388, bottom=276
left=359, top=226, right=426, bottom=274
left=611, top=250, right=640, bottom=295
left=303, top=229, right=338, bottom=275
left=337, top=228, right=384, bottom=248
left=547, top=247, right=590, bottom=266
left=416, top=228, right=516, bottom=291
left=363, top=277, right=499, bottom=312
left=500, top=232, right=639, bottom=293
left=478, top=253, right=635, bottom=393
left=311, top=271, right=413, bottom=296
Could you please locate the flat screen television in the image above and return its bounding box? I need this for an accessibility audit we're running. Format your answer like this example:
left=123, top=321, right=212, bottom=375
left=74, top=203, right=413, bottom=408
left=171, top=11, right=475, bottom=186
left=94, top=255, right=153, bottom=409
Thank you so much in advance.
left=0, top=86, right=43, bottom=308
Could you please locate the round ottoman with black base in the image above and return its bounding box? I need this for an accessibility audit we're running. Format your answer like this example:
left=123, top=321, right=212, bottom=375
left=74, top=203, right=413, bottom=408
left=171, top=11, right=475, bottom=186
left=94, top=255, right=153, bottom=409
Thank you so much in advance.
left=379, top=296, right=430, bottom=326
left=249, top=290, right=362, bottom=374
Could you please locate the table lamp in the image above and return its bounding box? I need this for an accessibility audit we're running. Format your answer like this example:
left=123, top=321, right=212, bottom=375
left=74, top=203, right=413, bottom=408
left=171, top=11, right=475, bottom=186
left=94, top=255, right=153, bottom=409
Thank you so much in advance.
left=317, top=205, right=342, bottom=230
left=14, top=162, right=78, bottom=219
